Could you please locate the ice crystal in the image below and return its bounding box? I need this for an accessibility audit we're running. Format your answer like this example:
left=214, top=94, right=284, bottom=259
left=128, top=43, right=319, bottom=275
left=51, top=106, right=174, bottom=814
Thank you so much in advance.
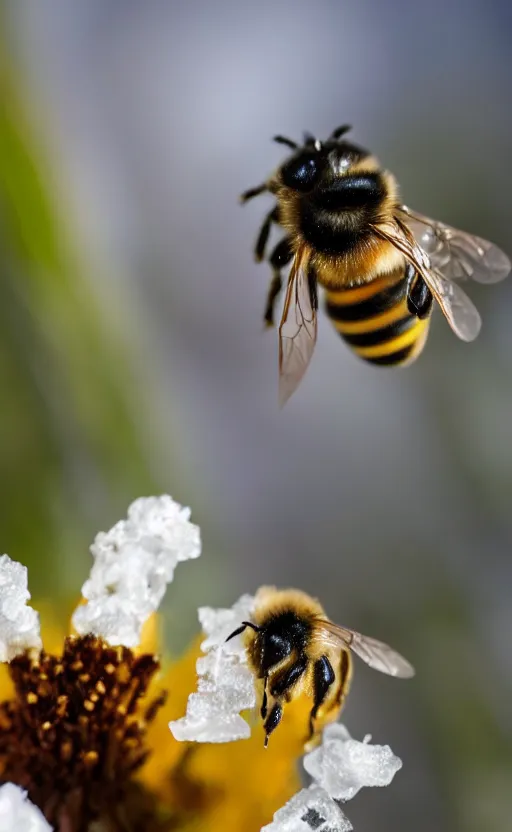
left=72, top=495, right=201, bottom=647
left=303, top=724, right=402, bottom=801
left=261, top=784, right=352, bottom=832
left=0, top=555, right=41, bottom=662
left=169, top=593, right=256, bottom=742
left=263, top=724, right=403, bottom=831
left=0, top=783, right=52, bottom=831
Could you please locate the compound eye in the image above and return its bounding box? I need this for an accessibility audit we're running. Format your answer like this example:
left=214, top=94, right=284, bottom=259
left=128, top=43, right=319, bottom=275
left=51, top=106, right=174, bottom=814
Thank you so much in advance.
left=261, top=632, right=292, bottom=672
left=281, top=152, right=321, bottom=192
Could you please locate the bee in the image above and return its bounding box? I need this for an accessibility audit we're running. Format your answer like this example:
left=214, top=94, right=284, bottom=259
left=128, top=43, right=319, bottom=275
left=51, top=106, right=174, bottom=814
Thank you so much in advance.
left=241, top=125, right=510, bottom=405
left=226, top=587, right=414, bottom=749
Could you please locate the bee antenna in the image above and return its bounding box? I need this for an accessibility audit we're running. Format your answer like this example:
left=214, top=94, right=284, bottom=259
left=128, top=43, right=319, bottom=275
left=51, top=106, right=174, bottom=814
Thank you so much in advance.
left=331, top=124, right=352, bottom=139
left=303, top=131, right=316, bottom=146
left=273, top=135, right=298, bottom=150
left=225, top=620, right=260, bottom=642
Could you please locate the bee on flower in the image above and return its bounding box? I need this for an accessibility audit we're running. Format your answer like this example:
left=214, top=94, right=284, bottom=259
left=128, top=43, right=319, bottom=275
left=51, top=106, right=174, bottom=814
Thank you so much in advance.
left=0, top=496, right=409, bottom=832
left=170, top=586, right=411, bottom=832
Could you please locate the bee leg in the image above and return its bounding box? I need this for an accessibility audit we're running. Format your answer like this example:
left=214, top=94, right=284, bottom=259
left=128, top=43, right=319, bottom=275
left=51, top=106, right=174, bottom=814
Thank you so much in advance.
left=406, top=263, right=433, bottom=319
left=263, top=702, right=282, bottom=747
left=264, top=237, right=294, bottom=327
left=309, top=656, right=335, bottom=740
left=264, top=274, right=283, bottom=328
left=240, top=183, right=267, bottom=203
left=307, top=265, right=318, bottom=311
left=255, top=206, right=280, bottom=262
left=270, top=655, right=309, bottom=698
left=261, top=678, right=268, bottom=719
left=262, top=658, right=308, bottom=746
left=317, top=650, right=352, bottom=727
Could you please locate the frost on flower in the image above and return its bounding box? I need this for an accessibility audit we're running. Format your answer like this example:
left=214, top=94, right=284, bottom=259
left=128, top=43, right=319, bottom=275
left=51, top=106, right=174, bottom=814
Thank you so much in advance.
left=169, top=593, right=257, bottom=742
left=303, top=723, right=402, bottom=801
left=264, top=724, right=403, bottom=832
left=261, top=784, right=352, bottom=832
left=0, top=783, right=52, bottom=832
left=0, top=555, right=41, bottom=662
left=72, top=495, right=201, bottom=647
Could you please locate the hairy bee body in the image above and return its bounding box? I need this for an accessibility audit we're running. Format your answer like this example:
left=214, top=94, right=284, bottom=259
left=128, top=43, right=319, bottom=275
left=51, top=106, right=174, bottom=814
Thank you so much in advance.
left=241, top=125, right=510, bottom=402
left=226, top=586, right=414, bottom=750
left=277, top=155, right=432, bottom=366
left=325, top=270, right=430, bottom=367
left=247, top=589, right=352, bottom=747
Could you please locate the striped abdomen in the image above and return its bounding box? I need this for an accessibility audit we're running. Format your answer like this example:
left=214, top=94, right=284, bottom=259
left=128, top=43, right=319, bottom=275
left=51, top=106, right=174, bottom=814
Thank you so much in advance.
left=324, top=271, right=431, bottom=366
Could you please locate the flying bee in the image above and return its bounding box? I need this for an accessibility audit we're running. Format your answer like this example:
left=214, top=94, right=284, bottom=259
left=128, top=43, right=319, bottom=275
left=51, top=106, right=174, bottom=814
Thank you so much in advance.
left=226, top=587, right=414, bottom=750
left=241, top=125, right=511, bottom=405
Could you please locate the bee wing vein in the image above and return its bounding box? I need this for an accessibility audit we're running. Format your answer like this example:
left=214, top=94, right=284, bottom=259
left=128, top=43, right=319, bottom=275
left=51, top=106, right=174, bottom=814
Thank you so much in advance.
left=399, top=207, right=510, bottom=285
left=278, top=247, right=317, bottom=406
left=372, top=217, right=482, bottom=341
left=315, top=619, right=415, bottom=679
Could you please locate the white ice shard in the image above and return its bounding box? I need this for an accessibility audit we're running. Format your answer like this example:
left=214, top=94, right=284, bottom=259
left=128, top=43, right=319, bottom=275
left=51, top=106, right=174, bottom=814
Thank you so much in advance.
left=72, top=495, right=201, bottom=647
left=170, top=593, right=257, bottom=742
left=0, top=783, right=52, bottom=831
left=261, top=784, right=352, bottom=832
left=0, top=555, right=41, bottom=662
left=303, top=723, right=402, bottom=801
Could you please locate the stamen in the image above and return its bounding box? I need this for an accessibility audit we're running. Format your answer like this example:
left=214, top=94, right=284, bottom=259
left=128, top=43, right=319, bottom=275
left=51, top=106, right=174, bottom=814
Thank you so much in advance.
left=0, top=635, right=165, bottom=829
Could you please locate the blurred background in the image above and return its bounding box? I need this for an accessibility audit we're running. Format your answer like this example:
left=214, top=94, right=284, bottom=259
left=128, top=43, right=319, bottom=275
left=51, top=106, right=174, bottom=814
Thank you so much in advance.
left=2, top=0, right=512, bottom=829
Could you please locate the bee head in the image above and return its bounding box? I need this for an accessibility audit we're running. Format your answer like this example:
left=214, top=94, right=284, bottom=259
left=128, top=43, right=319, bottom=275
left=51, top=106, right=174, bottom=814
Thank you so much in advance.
left=276, top=127, right=369, bottom=194
left=279, top=145, right=326, bottom=193
left=257, top=610, right=311, bottom=673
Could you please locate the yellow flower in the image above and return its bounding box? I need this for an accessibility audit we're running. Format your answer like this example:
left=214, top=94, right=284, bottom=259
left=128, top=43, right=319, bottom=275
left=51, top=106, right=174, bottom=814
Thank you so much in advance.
left=0, top=632, right=167, bottom=829
left=0, top=497, right=307, bottom=831
left=0, top=614, right=306, bottom=832
left=141, top=636, right=310, bottom=831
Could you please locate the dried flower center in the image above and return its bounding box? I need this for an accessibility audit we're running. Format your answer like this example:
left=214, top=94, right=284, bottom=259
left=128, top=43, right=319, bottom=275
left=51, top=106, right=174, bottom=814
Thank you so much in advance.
left=0, top=634, right=167, bottom=830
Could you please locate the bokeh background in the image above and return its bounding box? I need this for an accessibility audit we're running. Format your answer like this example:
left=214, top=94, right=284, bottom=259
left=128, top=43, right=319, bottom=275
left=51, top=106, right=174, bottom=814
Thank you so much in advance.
left=2, top=1, right=512, bottom=829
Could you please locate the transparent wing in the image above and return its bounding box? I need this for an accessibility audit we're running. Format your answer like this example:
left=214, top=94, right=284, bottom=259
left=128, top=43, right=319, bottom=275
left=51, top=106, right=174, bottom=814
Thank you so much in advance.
left=315, top=619, right=415, bottom=679
left=278, top=246, right=317, bottom=406
left=425, top=267, right=481, bottom=342
left=399, top=206, right=511, bottom=284
left=372, top=217, right=482, bottom=342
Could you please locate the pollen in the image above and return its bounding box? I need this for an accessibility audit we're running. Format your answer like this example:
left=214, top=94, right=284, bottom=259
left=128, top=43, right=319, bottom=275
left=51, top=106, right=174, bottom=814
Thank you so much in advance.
left=0, top=634, right=166, bottom=831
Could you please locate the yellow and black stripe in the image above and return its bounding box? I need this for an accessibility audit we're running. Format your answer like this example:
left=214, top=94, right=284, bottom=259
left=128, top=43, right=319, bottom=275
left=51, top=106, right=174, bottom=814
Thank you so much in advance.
left=325, top=272, right=430, bottom=366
